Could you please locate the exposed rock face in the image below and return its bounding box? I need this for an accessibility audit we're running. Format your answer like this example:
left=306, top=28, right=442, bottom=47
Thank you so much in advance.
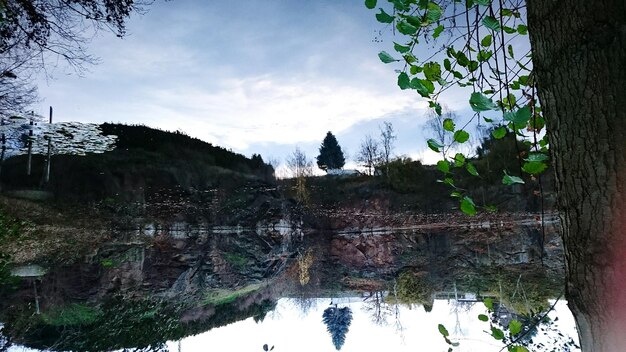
left=318, top=214, right=564, bottom=279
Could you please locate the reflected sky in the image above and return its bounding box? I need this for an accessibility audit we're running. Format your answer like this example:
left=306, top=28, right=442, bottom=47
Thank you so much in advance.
left=162, top=298, right=578, bottom=352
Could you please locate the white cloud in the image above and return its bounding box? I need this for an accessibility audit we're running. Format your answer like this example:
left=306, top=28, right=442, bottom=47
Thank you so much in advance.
left=134, top=75, right=425, bottom=150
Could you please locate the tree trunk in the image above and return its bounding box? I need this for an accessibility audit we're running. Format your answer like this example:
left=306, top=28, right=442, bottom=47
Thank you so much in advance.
left=527, top=1, right=626, bottom=350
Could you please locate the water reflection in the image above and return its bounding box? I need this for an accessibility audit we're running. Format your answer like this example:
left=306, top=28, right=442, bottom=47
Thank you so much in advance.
left=1, top=224, right=580, bottom=351
left=160, top=297, right=577, bottom=352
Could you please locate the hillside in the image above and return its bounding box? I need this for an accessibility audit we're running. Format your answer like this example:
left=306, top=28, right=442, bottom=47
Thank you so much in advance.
left=0, top=124, right=281, bottom=224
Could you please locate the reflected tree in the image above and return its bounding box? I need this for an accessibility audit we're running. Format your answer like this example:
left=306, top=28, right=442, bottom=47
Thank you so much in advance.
left=322, top=305, right=353, bottom=350
left=362, top=291, right=392, bottom=326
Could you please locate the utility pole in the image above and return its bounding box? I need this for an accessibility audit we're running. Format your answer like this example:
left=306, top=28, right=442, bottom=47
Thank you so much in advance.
left=44, top=106, right=52, bottom=184
left=0, top=116, right=5, bottom=180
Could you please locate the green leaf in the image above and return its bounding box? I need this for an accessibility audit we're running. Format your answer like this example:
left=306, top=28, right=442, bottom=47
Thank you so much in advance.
left=410, top=78, right=430, bottom=97
left=443, top=58, right=451, bottom=71
left=491, top=327, right=505, bottom=340
left=437, top=160, right=450, bottom=173
left=390, top=0, right=408, bottom=11
left=433, top=24, right=444, bottom=38
left=480, top=34, right=492, bottom=47
left=394, top=42, right=411, bottom=54
left=423, top=62, right=442, bottom=81
left=410, top=65, right=419, bottom=75
left=450, top=191, right=462, bottom=198
left=482, top=16, right=501, bottom=31
left=468, top=60, right=479, bottom=72
left=466, top=162, right=479, bottom=176
left=477, top=50, right=492, bottom=62
left=365, top=0, right=377, bottom=9
left=378, top=51, right=398, bottom=64
left=501, top=8, right=513, bottom=17
left=376, top=8, right=394, bottom=23
left=453, top=153, right=465, bottom=166
left=484, top=298, right=494, bottom=310
left=433, top=102, right=442, bottom=116
left=469, top=92, right=498, bottom=112
left=508, top=44, right=515, bottom=58
left=525, top=153, right=548, bottom=162
left=427, top=139, right=443, bottom=152
left=442, top=177, right=455, bottom=187
left=522, top=161, right=547, bottom=175
left=530, top=114, right=545, bottom=131
left=404, top=53, right=417, bottom=63
left=438, top=324, right=449, bottom=337
left=492, top=126, right=507, bottom=139
left=504, top=105, right=532, bottom=126
left=503, top=25, right=516, bottom=34
left=443, top=118, right=455, bottom=132
left=397, top=72, right=410, bottom=89
left=502, top=172, right=525, bottom=185
left=509, top=346, right=530, bottom=352
left=404, top=15, right=422, bottom=27
left=422, top=79, right=435, bottom=93
left=426, top=2, right=443, bottom=22
left=502, top=93, right=516, bottom=110
left=478, top=314, right=489, bottom=322
left=509, top=319, right=523, bottom=335
left=456, top=51, right=469, bottom=67
left=475, top=0, right=491, bottom=5
left=518, top=75, right=529, bottom=86
left=453, top=130, right=470, bottom=143
left=397, top=20, right=418, bottom=35
left=517, top=24, right=528, bottom=35
left=460, top=196, right=477, bottom=215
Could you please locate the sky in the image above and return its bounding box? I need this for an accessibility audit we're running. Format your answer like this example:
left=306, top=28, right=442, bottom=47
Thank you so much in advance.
left=33, top=0, right=479, bottom=171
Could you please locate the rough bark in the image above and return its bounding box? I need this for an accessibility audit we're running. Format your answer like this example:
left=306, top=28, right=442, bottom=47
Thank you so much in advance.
left=527, top=0, right=626, bottom=350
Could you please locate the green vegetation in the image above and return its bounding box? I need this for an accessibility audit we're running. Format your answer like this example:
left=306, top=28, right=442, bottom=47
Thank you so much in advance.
left=392, top=270, right=435, bottom=307
left=0, top=208, right=24, bottom=292
left=41, top=304, right=101, bottom=326
left=223, top=252, right=248, bottom=271
left=202, top=284, right=263, bottom=306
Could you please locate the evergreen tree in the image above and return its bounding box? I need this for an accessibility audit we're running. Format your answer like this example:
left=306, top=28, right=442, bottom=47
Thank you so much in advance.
left=322, top=305, right=353, bottom=350
left=316, top=132, right=345, bottom=171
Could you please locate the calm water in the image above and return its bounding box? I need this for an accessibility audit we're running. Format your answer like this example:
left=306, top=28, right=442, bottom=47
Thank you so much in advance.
left=1, top=223, right=579, bottom=351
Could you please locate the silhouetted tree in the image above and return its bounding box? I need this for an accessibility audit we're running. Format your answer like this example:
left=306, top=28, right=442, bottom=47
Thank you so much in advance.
left=356, top=135, right=381, bottom=176
left=316, top=132, right=345, bottom=171
left=322, top=305, right=353, bottom=350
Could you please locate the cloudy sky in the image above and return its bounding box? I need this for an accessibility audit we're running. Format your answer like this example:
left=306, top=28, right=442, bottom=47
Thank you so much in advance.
left=33, top=0, right=477, bottom=171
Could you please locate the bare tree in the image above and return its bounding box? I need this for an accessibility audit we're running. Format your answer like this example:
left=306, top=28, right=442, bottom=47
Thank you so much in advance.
left=356, top=135, right=381, bottom=176
left=286, top=147, right=312, bottom=203
left=362, top=291, right=392, bottom=326
left=379, top=121, right=396, bottom=176
left=286, top=147, right=313, bottom=179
